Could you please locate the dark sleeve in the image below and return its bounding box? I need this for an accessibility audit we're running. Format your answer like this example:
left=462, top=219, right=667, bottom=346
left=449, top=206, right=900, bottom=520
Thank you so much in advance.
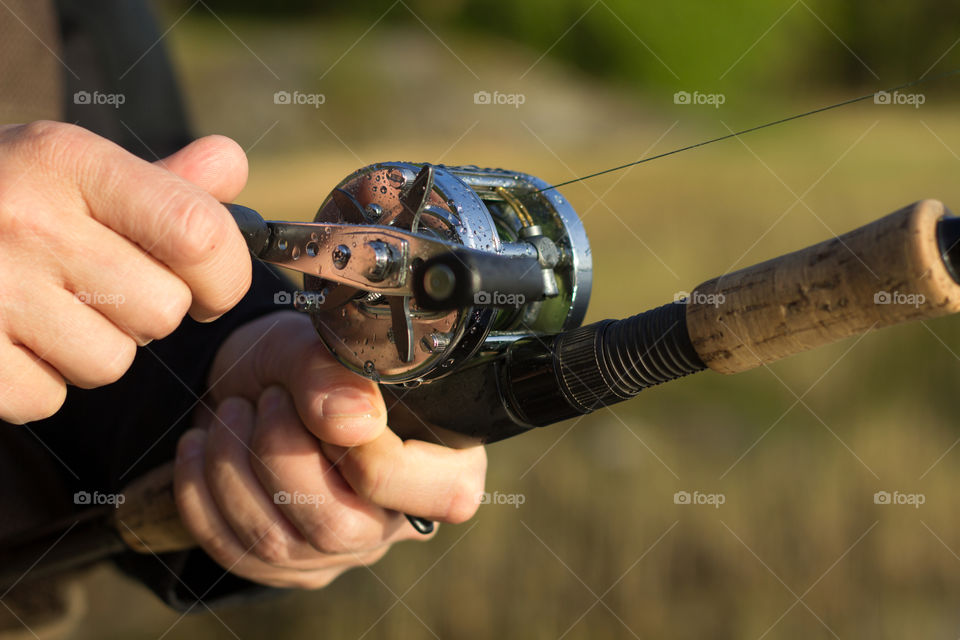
left=23, top=0, right=295, bottom=609
left=30, top=260, right=292, bottom=610
left=54, top=0, right=194, bottom=157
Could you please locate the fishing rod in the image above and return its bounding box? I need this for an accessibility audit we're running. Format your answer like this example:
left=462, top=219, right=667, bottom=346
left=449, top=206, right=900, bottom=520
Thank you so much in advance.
left=3, top=70, right=960, bottom=586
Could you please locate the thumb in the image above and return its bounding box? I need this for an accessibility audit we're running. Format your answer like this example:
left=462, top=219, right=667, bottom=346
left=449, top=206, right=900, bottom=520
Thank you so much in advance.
left=155, top=135, right=248, bottom=202
left=210, top=312, right=389, bottom=447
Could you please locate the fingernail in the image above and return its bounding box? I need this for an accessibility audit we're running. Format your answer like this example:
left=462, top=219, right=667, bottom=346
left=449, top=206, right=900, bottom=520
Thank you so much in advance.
left=319, top=385, right=377, bottom=419
left=177, top=429, right=206, bottom=460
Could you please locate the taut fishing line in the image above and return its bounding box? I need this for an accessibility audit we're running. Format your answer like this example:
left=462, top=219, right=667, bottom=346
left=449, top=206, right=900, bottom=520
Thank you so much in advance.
left=535, top=67, right=960, bottom=193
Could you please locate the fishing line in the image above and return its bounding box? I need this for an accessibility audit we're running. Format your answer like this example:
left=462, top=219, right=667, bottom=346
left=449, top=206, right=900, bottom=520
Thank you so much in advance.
left=535, top=67, right=960, bottom=193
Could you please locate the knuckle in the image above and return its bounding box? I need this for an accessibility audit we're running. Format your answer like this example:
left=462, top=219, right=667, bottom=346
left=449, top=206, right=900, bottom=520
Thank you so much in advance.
left=159, top=193, right=226, bottom=267
left=196, top=530, right=233, bottom=566
left=467, top=446, right=489, bottom=476
left=444, top=475, right=484, bottom=524
left=139, top=283, right=191, bottom=340
left=4, top=381, right=67, bottom=424
left=304, top=513, right=375, bottom=555
left=15, top=120, right=82, bottom=148
left=249, top=525, right=294, bottom=566
left=77, top=336, right=136, bottom=388
left=302, top=525, right=341, bottom=555
left=29, top=391, right=67, bottom=423
left=8, top=121, right=91, bottom=169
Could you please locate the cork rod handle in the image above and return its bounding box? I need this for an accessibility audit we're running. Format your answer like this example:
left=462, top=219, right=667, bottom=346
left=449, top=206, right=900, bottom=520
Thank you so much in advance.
left=686, top=200, right=960, bottom=374
left=112, top=462, right=192, bottom=553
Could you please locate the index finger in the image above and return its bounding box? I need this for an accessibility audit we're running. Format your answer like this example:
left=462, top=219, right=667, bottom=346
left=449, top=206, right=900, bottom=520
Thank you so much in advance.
left=60, top=124, right=250, bottom=320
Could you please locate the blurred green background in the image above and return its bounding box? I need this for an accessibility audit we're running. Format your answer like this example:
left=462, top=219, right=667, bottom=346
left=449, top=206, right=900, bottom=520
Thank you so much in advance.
left=70, top=1, right=960, bottom=638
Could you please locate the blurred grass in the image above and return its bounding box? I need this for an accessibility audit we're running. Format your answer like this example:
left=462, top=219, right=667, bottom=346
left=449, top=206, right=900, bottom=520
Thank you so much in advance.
left=64, top=10, right=960, bottom=640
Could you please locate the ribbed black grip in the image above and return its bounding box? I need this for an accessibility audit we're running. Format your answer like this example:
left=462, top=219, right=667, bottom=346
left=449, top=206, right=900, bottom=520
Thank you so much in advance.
left=401, top=301, right=708, bottom=435
left=603, top=301, right=706, bottom=395
left=551, top=302, right=706, bottom=414
left=553, top=320, right=617, bottom=409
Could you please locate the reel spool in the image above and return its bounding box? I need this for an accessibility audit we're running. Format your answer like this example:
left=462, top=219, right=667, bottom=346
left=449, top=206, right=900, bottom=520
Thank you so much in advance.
left=301, top=162, right=592, bottom=384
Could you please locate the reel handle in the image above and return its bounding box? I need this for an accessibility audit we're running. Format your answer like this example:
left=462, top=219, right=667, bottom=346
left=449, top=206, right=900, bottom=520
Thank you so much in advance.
left=686, top=199, right=960, bottom=373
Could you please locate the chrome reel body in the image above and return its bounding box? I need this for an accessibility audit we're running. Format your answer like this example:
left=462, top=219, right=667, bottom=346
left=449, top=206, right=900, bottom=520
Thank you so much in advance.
left=303, top=162, right=592, bottom=385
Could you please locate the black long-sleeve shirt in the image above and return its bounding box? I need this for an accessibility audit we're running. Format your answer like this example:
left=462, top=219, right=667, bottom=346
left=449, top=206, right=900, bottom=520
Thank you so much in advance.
left=0, top=0, right=290, bottom=609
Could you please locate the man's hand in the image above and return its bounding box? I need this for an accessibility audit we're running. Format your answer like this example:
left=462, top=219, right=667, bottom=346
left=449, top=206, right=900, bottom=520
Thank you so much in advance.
left=173, top=312, right=487, bottom=588
left=0, top=122, right=252, bottom=423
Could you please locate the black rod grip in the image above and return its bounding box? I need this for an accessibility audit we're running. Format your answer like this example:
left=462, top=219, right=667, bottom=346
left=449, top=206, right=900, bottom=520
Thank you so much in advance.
left=505, top=301, right=705, bottom=426
left=389, top=301, right=706, bottom=443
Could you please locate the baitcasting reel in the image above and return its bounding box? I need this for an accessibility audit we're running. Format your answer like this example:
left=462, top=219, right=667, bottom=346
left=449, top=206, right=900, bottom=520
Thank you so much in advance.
left=229, top=167, right=960, bottom=446
left=230, top=163, right=592, bottom=385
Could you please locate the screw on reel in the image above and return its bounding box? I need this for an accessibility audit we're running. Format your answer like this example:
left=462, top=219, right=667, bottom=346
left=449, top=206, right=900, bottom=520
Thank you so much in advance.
left=299, top=162, right=592, bottom=385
